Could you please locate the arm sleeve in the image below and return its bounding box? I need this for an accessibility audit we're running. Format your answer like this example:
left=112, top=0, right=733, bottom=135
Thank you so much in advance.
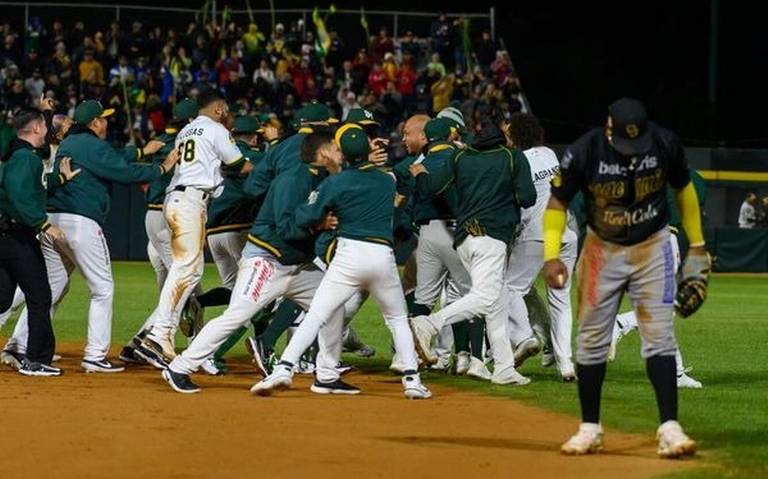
left=511, top=148, right=537, bottom=208
left=414, top=153, right=455, bottom=201
left=543, top=208, right=566, bottom=261
left=5, top=156, right=49, bottom=230
left=674, top=181, right=705, bottom=247
left=550, top=143, right=586, bottom=204
left=86, top=142, right=161, bottom=184
left=294, top=178, right=337, bottom=230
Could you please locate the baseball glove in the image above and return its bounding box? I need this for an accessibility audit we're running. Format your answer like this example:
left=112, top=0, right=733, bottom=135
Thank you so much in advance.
left=675, top=251, right=711, bottom=318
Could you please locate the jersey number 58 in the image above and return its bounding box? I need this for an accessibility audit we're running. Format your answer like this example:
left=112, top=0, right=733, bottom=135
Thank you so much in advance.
left=177, top=139, right=196, bottom=164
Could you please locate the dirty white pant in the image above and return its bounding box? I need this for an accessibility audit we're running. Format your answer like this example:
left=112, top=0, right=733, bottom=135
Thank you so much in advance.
left=145, top=209, right=173, bottom=284
left=145, top=189, right=206, bottom=341
left=282, top=238, right=419, bottom=383
left=426, top=235, right=515, bottom=378
left=207, top=231, right=248, bottom=289
left=7, top=213, right=113, bottom=361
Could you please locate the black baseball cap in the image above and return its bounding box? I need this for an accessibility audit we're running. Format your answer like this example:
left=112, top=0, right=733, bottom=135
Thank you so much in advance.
left=607, top=98, right=652, bottom=156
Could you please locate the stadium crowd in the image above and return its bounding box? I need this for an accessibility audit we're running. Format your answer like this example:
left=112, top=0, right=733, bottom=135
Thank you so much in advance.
left=1, top=14, right=525, bottom=154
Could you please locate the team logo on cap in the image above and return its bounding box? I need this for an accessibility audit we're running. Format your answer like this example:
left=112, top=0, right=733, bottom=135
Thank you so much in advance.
left=626, top=124, right=640, bottom=139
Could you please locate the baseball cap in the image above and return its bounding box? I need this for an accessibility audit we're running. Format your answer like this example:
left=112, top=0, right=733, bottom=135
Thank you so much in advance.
left=74, top=100, right=114, bottom=124
left=232, top=115, right=260, bottom=134
left=436, top=106, right=465, bottom=130
left=607, top=98, right=652, bottom=156
left=424, top=118, right=455, bottom=143
left=335, top=124, right=370, bottom=161
left=172, top=98, right=198, bottom=121
left=294, top=103, right=339, bottom=126
left=344, top=108, right=379, bottom=126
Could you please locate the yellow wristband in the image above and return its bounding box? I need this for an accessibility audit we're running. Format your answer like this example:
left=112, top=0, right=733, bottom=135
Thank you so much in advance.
left=543, top=208, right=566, bottom=261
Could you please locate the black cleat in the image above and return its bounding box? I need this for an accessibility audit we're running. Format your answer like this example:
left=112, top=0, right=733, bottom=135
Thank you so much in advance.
left=162, top=369, right=201, bottom=394
left=19, top=360, right=62, bottom=377
left=309, top=378, right=361, bottom=395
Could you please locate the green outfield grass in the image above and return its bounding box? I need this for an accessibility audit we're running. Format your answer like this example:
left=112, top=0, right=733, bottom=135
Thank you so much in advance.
left=1, top=263, right=765, bottom=479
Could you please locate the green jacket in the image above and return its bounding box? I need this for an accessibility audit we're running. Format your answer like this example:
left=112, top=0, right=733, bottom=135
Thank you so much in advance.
left=420, top=144, right=536, bottom=247
left=247, top=162, right=327, bottom=265
left=207, top=140, right=264, bottom=235
left=48, top=127, right=162, bottom=226
left=0, top=138, right=64, bottom=231
left=143, top=130, right=178, bottom=209
left=413, top=142, right=459, bottom=223
left=244, top=130, right=308, bottom=199
left=295, top=163, right=396, bottom=247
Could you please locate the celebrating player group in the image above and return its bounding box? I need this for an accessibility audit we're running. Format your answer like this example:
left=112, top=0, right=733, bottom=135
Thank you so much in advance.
left=0, top=89, right=709, bottom=458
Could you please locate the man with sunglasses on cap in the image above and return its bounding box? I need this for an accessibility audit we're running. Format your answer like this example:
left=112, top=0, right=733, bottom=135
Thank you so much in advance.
left=544, top=98, right=707, bottom=458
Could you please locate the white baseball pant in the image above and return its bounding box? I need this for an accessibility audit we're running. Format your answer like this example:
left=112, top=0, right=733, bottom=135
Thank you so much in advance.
left=415, top=220, right=471, bottom=307
left=281, top=238, right=419, bottom=383
left=145, top=209, right=173, bottom=278
left=147, top=241, right=167, bottom=289
left=207, top=231, right=248, bottom=289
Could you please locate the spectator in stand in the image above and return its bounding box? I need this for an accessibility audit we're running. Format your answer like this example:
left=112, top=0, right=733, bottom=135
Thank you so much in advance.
left=426, top=53, right=446, bottom=78
left=337, top=87, right=361, bottom=120
left=24, top=69, right=45, bottom=106
left=5, top=79, right=29, bottom=111
left=430, top=14, right=452, bottom=67
left=738, top=193, right=759, bottom=229
left=382, top=52, right=398, bottom=81
left=109, top=55, right=135, bottom=84
left=430, top=73, right=455, bottom=114
left=396, top=62, right=418, bottom=114
left=491, top=50, right=514, bottom=86
left=474, top=30, right=497, bottom=71
left=370, top=27, right=395, bottom=65
left=353, top=49, right=371, bottom=85
left=368, top=63, right=388, bottom=96
left=49, top=42, right=73, bottom=84
left=2, top=34, right=21, bottom=67
left=78, top=49, right=104, bottom=88
left=399, top=31, right=421, bottom=65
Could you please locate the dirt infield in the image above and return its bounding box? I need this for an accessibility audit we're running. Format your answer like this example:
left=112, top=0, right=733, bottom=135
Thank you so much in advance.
left=0, top=343, right=691, bottom=479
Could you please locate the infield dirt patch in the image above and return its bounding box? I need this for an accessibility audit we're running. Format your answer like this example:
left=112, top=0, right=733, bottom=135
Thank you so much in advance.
left=0, top=343, right=693, bottom=479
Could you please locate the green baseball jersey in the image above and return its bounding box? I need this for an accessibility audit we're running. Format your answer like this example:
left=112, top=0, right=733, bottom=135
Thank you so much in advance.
left=247, top=162, right=327, bottom=265
left=413, top=142, right=459, bottom=223
left=48, top=127, right=162, bottom=226
left=0, top=138, right=63, bottom=231
left=419, top=144, right=536, bottom=247
left=244, top=129, right=309, bottom=199
left=143, top=130, right=178, bottom=209
left=207, top=140, right=265, bottom=234
left=295, top=163, right=396, bottom=247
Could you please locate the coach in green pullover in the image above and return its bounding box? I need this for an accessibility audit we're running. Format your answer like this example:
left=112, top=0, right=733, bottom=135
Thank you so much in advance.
left=409, top=121, right=537, bottom=386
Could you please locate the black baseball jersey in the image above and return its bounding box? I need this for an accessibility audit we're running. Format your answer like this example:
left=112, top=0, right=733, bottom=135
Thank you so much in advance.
left=551, top=123, right=690, bottom=245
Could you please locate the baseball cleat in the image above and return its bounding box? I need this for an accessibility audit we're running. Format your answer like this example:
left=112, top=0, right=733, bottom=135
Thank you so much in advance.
left=335, top=362, right=354, bottom=376
left=466, top=357, right=492, bottom=381
left=607, top=323, right=627, bottom=362
left=342, top=327, right=376, bottom=358
left=513, top=335, right=541, bottom=368
left=1, top=349, right=24, bottom=370
left=201, top=357, right=225, bottom=376
left=430, top=353, right=452, bottom=371
left=245, top=336, right=271, bottom=377
left=491, top=367, right=531, bottom=386
left=402, top=373, right=432, bottom=399
left=250, top=365, right=293, bottom=396
left=454, top=351, right=471, bottom=375
left=162, top=369, right=201, bottom=394
left=310, top=378, right=361, bottom=395
left=52, top=354, right=62, bottom=362
left=558, top=358, right=577, bottom=382
left=561, top=423, right=604, bottom=455
left=135, top=336, right=176, bottom=370
left=541, top=344, right=556, bottom=368
left=677, top=370, right=703, bottom=389
left=179, top=296, right=204, bottom=338
left=389, top=354, right=407, bottom=375
left=81, top=359, right=125, bottom=373
left=656, top=420, right=696, bottom=458
left=352, top=344, right=376, bottom=358
left=118, top=346, right=146, bottom=365
left=409, top=316, right=438, bottom=365
left=19, top=360, right=62, bottom=377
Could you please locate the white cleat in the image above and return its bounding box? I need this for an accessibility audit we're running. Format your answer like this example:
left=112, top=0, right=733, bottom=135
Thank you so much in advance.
left=491, top=367, right=530, bottom=386
left=561, top=423, right=604, bottom=455
left=607, top=324, right=627, bottom=362
left=250, top=365, right=293, bottom=396
left=429, top=354, right=451, bottom=371
left=201, top=358, right=224, bottom=376
left=409, top=316, right=438, bottom=365
left=513, top=335, right=541, bottom=367
left=677, top=371, right=703, bottom=389
left=81, top=359, right=125, bottom=373
left=558, top=358, right=577, bottom=383
left=657, top=420, right=696, bottom=458
left=402, top=373, right=432, bottom=399
left=466, top=356, right=492, bottom=381
left=454, top=351, right=471, bottom=375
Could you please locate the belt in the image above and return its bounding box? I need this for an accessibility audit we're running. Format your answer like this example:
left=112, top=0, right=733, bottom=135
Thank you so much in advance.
left=173, top=185, right=210, bottom=201
left=417, top=219, right=457, bottom=228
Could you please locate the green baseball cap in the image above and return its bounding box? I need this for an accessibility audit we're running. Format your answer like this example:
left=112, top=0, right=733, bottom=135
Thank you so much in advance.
left=335, top=124, right=370, bottom=161
left=294, top=103, right=338, bottom=126
left=424, top=118, right=455, bottom=143
left=173, top=98, right=199, bottom=121
left=344, top=108, right=379, bottom=126
left=436, top=106, right=465, bottom=130
left=74, top=100, right=114, bottom=124
left=232, top=115, right=260, bottom=134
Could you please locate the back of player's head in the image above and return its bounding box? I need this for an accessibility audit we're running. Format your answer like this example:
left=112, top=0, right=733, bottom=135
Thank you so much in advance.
left=506, top=113, right=544, bottom=150
left=196, top=88, right=226, bottom=110
left=12, top=108, right=45, bottom=133
left=301, top=129, right=336, bottom=164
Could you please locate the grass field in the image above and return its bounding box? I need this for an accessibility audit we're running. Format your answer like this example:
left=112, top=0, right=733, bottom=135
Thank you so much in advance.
left=1, top=262, right=765, bottom=479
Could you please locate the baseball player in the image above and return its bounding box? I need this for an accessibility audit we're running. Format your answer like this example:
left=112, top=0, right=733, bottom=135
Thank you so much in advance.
left=504, top=113, right=577, bottom=381
left=161, top=128, right=342, bottom=393
left=135, top=89, right=251, bottom=369
left=608, top=169, right=708, bottom=389
left=545, top=98, right=707, bottom=457
left=252, top=124, right=431, bottom=399
left=4, top=100, right=176, bottom=373
left=409, top=120, right=537, bottom=385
